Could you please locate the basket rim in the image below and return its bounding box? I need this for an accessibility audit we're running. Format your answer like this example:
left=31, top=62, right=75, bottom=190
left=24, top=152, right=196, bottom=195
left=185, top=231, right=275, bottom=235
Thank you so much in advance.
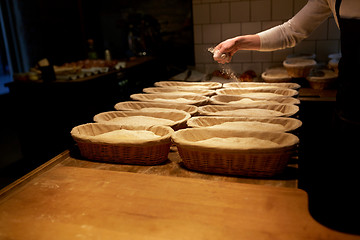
left=93, top=110, right=191, bottom=128
left=154, top=81, right=223, bottom=89
left=216, top=87, right=298, bottom=97
left=209, top=94, right=300, bottom=105
left=283, top=58, right=317, bottom=67
left=223, top=81, right=299, bottom=90
left=187, top=116, right=302, bottom=131
left=143, top=87, right=216, bottom=96
left=114, top=101, right=198, bottom=115
left=71, top=123, right=174, bottom=146
left=172, top=128, right=299, bottom=153
left=198, top=103, right=299, bottom=117
left=130, top=93, right=209, bottom=106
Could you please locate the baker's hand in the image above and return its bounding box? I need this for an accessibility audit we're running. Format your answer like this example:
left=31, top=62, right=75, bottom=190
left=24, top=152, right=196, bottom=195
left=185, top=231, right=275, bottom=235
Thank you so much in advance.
left=212, top=37, right=239, bottom=64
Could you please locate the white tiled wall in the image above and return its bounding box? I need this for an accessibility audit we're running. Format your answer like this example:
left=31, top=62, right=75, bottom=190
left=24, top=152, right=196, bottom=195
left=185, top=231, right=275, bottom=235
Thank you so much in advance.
left=193, top=0, right=341, bottom=75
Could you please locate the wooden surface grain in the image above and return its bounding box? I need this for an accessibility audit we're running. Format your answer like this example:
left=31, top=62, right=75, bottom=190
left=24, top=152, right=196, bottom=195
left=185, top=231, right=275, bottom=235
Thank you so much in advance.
left=0, top=165, right=358, bottom=240
left=62, top=148, right=299, bottom=188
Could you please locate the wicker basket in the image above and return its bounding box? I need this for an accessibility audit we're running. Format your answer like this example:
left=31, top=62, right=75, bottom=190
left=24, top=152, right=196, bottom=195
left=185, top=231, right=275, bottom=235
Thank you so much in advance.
left=260, top=67, right=292, bottom=83
left=93, top=110, right=191, bottom=130
left=306, top=69, right=338, bottom=90
left=187, top=116, right=302, bottom=133
left=71, top=123, right=174, bottom=165
left=198, top=104, right=299, bottom=117
left=142, top=87, right=216, bottom=97
left=171, top=128, right=299, bottom=177
left=154, top=81, right=222, bottom=90
left=210, top=94, right=300, bottom=105
left=283, top=58, right=317, bottom=78
left=223, top=81, right=300, bottom=90
left=130, top=93, right=209, bottom=106
left=216, top=87, right=298, bottom=98
left=114, top=101, right=198, bottom=116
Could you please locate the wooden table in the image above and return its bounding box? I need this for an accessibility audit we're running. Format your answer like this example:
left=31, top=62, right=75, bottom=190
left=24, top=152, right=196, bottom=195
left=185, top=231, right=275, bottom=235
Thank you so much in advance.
left=1, top=149, right=359, bottom=239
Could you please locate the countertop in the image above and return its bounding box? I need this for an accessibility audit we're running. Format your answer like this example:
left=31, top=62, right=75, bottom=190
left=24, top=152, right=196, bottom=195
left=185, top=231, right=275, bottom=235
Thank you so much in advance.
left=0, top=149, right=359, bottom=239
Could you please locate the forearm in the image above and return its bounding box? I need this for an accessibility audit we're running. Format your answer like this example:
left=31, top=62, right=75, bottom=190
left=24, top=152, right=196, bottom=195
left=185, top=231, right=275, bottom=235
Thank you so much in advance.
left=233, top=35, right=260, bottom=51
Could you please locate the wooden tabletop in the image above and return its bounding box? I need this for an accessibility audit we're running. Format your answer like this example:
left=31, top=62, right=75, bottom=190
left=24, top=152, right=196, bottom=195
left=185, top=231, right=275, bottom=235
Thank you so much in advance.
left=1, top=149, right=359, bottom=239
left=298, top=88, right=337, bottom=102
left=11, top=148, right=299, bottom=189
left=0, top=159, right=358, bottom=239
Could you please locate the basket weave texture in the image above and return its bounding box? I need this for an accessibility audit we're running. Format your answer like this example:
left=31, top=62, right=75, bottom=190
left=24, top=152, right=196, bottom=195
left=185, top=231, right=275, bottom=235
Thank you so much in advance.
left=260, top=68, right=292, bottom=83
left=93, top=110, right=191, bottom=130
left=172, top=128, right=299, bottom=177
left=283, top=59, right=316, bottom=78
left=71, top=123, right=174, bottom=165
left=114, top=101, right=198, bottom=116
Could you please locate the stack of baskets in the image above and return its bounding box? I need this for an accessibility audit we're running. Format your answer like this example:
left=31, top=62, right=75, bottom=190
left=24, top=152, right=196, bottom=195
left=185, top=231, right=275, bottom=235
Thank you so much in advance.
left=71, top=79, right=301, bottom=178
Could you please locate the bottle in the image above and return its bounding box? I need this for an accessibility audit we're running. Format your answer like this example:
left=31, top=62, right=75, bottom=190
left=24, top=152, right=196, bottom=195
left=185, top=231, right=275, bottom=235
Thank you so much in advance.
left=87, top=39, right=98, bottom=60
left=105, top=49, right=111, bottom=61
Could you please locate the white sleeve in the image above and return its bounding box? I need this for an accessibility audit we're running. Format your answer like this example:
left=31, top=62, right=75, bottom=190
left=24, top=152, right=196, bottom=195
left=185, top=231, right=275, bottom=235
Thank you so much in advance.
left=257, top=0, right=333, bottom=51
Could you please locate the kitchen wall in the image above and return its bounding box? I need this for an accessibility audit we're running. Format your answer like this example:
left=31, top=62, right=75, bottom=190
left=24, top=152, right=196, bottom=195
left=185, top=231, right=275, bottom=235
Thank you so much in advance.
left=192, top=0, right=341, bottom=76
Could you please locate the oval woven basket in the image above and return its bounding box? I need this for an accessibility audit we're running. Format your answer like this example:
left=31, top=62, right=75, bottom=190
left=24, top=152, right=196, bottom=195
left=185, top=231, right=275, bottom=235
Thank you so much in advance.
left=210, top=94, right=300, bottom=105
left=93, top=110, right=191, bottom=130
left=187, top=116, right=302, bottom=133
left=114, top=101, right=198, bottom=116
left=171, top=128, right=299, bottom=177
left=223, top=82, right=300, bottom=90
left=154, top=81, right=222, bottom=90
left=130, top=93, right=209, bottom=106
left=216, top=87, right=298, bottom=97
left=142, top=87, right=216, bottom=97
left=71, top=123, right=174, bottom=165
left=198, top=104, right=299, bottom=117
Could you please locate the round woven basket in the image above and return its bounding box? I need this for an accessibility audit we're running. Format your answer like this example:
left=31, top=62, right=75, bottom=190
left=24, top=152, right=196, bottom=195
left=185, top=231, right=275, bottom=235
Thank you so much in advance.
left=172, top=128, right=299, bottom=177
left=93, top=110, right=191, bottom=130
left=283, top=58, right=317, bottom=78
left=187, top=116, right=302, bottom=133
left=261, top=68, right=292, bottom=83
left=130, top=93, right=209, bottom=106
left=71, top=123, right=174, bottom=165
left=114, top=101, right=198, bottom=116
left=306, top=69, right=338, bottom=90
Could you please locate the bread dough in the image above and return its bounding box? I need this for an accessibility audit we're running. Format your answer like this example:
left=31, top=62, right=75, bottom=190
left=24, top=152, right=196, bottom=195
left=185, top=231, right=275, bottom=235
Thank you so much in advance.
left=196, top=137, right=279, bottom=148
left=108, top=116, right=175, bottom=126
left=92, top=129, right=161, bottom=142
left=211, top=121, right=286, bottom=131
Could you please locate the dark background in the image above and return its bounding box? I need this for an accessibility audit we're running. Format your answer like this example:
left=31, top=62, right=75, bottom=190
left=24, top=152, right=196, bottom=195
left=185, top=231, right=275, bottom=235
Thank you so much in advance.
left=14, top=0, right=194, bottom=70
